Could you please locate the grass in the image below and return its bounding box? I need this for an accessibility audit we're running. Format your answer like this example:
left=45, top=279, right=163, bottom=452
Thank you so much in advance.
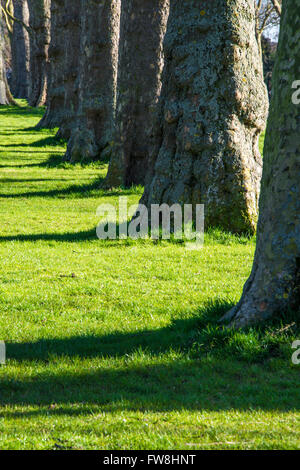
left=0, top=104, right=299, bottom=450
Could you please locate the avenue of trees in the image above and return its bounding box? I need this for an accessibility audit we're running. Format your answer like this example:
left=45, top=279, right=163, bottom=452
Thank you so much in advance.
left=0, top=0, right=298, bottom=327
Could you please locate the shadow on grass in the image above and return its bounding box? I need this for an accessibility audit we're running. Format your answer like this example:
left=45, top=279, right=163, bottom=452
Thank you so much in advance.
left=0, top=228, right=97, bottom=243
left=0, top=105, right=44, bottom=121
left=2, top=136, right=66, bottom=148
left=8, top=314, right=214, bottom=363
left=3, top=302, right=300, bottom=413
left=0, top=178, right=103, bottom=199
left=0, top=154, right=69, bottom=169
left=0, top=177, right=69, bottom=183
left=0, top=182, right=143, bottom=202
left=0, top=229, right=184, bottom=244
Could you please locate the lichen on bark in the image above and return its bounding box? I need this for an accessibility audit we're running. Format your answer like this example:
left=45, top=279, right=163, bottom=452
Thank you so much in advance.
left=222, top=0, right=300, bottom=327
left=140, top=0, right=269, bottom=234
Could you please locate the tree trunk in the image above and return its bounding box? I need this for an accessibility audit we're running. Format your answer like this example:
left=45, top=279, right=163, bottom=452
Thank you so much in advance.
left=0, top=5, right=13, bottom=105
left=0, top=7, right=8, bottom=105
left=65, top=0, right=121, bottom=163
left=140, top=0, right=269, bottom=234
left=55, top=0, right=81, bottom=140
left=27, top=0, right=50, bottom=107
left=104, top=0, right=170, bottom=187
left=222, top=0, right=300, bottom=328
left=36, top=0, right=66, bottom=128
left=10, top=0, right=30, bottom=99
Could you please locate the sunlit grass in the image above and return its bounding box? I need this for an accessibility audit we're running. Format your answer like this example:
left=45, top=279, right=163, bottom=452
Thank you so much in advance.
left=0, top=104, right=299, bottom=450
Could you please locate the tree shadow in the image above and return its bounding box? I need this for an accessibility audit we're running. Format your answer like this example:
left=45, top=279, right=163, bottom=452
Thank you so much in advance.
left=0, top=179, right=100, bottom=199
left=0, top=155, right=70, bottom=169
left=3, top=302, right=300, bottom=414
left=8, top=316, right=204, bottom=363
left=0, top=228, right=97, bottom=243
left=0, top=177, right=68, bottom=183
left=1, top=136, right=66, bottom=148
left=0, top=228, right=184, bottom=245
left=0, top=178, right=106, bottom=199
left=0, top=105, right=44, bottom=115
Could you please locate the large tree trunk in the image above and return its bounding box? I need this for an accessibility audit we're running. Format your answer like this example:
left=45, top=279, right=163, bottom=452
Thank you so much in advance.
left=0, top=5, right=14, bottom=105
left=10, top=0, right=30, bottom=99
left=27, top=0, right=50, bottom=107
left=222, top=0, right=300, bottom=328
left=37, top=0, right=80, bottom=131
left=65, top=0, right=121, bottom=163
left=140, top=0, right=269, bottom=234
left=36, top=0, right=65, bottom=128
left=104, top=0, right=170, bottom=187
left=55, top=0, right=81, bottom=139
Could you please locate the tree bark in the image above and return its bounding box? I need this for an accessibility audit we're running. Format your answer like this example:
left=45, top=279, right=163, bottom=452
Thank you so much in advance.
left=222, top=0, right=300, bottom=328
left=10, top=0, right=30, bottom=99
left=65, top=0, right=121, bottom=163
left=37, top=0, right=80, bottom=131
left=55, top=0, right=81, bottom=139
left=27, top=0, right=50, bottom=107
left=104, top=0, right=170, bottom=187
left=36, top=0, right=65, bottom=128
left=0, top=6, right=8, bottom=104
left=140, top=0, right=269, bottom=234
left=0, top=5, right=13, bottom=105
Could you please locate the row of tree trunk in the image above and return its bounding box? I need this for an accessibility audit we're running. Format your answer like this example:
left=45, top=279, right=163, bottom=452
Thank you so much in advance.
left=30, top=0, right=269, bottom=235
left=0, top=0, right=50, bottom=105
left=2, top=0, right=299, bottom=326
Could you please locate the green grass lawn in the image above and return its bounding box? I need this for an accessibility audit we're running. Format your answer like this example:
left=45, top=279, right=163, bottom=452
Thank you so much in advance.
left=0, top=104, right=299, bottom=450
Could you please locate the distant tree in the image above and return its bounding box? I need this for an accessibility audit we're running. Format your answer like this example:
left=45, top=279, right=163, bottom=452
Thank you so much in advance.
left=261, top=35, right=277, bottom=96
left=36, top=0, right=65, bottom=128
left=37, top=0, right=81, bottom=134
left=27, top=0, right=50, bottom=107
left=65, top=0, right=121, bottom=163
left=0, top=2, right=15, bottom=104
left=56, top=0, right=81, bottom=140
left=222, top=0, right=299, bottom=327
left=104, top=0, right=170, bottom=188
left=255, top=0, right=281, bottom=55
left=10, top=0, right=30, bottom=99
left=270, top=0, right=282, bottom=15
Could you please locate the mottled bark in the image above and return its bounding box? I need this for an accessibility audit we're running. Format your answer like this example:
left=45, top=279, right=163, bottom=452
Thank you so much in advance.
left=36, top=0, right=65, bottom=128
left=65, top=0, right=120, bottom=163
left=27, top=0, right=50, bottom=107
left=140, top=0, right=269, bottom=234
left=56, top=0, right=81, bottom=139
left=37, top=0, right=80, bottom=131
left=11, top=0, right=30, bottom=99
left=0, top=6, right=13, bottom=105
left=222, top=0, right=300, bottom=327
left=104, top=0, right=169, bottom=187
left=0, top=7, right=8, bottom=104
